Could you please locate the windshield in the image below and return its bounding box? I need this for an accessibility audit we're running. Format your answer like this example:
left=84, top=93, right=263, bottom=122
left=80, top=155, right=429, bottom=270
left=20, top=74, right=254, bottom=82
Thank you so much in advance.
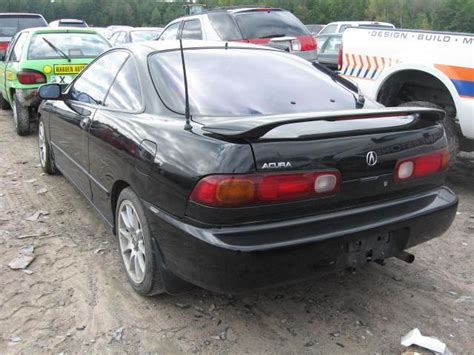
left=149, top=48, right=356, bottom=116
left=130, top=30, right=161, bottom=42
left=28, top=32, right=110, bottom=60
left=0, top=16, right=46, bottom=37
left=234, top=10, right=310, bottom=39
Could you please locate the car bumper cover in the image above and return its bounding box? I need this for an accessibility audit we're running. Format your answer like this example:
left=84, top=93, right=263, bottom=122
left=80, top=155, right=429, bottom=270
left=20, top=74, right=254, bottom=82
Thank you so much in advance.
left=144, top=186, right=457, bottom=293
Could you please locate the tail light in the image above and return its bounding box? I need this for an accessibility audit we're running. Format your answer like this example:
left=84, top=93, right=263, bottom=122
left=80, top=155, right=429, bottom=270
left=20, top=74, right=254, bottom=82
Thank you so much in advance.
left=0, top=41, right=9, bottom=51
left=190, top=170, right=341, bottom=207
left=17, top=70, right=46, bottom=85
left=297, top=35, right=317, bottom=51
left=337, top=42, right=343, bottom=70
left=394, top=149, right=449, bottom=182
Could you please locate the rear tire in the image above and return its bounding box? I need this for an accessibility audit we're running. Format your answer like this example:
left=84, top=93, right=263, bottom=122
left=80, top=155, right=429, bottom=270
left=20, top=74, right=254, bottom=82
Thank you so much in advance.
left=0, top=93, right=10, bottom=110
left=12, top=94, right=31, bottom=136
left=116, top=187, right=165, bottom=296
left=398, top=101, right=459, bottom=166
left=38, top=117, right=56, bottom=175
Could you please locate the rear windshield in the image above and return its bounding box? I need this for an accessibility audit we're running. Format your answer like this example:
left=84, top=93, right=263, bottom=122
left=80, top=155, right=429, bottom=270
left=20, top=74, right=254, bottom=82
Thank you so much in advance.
left=58, top=22, right=87, bottom=28
left=234, top=10, right=310, bottom=39
left=130, top=30, right=160, bottom=42
left=28, top=32, right=110, bottom=59
left=149, top=48, right=356, bottom=116
left=0, top=16, right=46, bottom=37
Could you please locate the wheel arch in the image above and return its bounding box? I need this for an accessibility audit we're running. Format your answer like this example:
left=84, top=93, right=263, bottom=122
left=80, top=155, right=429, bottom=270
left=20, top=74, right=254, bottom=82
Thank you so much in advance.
left=110, top=180, right=130, bottom=234
left=375, top=64, right=460, bottom=116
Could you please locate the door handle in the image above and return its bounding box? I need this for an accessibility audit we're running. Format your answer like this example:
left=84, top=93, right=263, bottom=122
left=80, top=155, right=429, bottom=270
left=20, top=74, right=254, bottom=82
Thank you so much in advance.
left=80, top=117, right=90, bottom=130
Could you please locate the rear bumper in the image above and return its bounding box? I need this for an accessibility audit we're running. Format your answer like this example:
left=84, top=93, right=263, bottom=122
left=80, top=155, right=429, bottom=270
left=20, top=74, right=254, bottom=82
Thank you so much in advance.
left=144, top=186, right=457, bottom=294
left=295, top=49, right=317, bottom=62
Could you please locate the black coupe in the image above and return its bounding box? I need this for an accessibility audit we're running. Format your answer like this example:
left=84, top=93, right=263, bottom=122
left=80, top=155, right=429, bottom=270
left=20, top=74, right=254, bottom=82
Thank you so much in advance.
left=37, top=41, right=457, bottom=295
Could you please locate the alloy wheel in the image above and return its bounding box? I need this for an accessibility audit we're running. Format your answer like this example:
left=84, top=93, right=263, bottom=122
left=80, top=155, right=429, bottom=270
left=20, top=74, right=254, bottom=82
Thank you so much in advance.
left=38, top=121, right=46, bottom=167
left=118, top=200, right=146, bottom=284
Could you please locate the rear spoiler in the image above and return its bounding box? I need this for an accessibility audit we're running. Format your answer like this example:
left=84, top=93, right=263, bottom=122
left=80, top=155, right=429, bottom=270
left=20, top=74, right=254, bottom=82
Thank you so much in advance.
left=200, top=107, right=445, bottom=140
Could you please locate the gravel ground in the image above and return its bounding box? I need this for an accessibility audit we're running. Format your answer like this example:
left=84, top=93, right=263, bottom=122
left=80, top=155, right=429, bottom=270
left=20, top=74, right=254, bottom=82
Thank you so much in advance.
left=0, top=109, right=473, bottom=354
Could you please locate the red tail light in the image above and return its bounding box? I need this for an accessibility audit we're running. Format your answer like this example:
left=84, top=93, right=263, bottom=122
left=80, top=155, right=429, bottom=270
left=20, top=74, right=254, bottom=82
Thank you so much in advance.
left=17, top=70, right=46, bottom=85
left=337, top=42, right=343, bottom=70
left=394, top=149, right=449, bottom=182
left=190, top=170, right=341, bottom=207
left=0, top=41, right=9, bottom=51
left=297, top=35, right=317, bottom=51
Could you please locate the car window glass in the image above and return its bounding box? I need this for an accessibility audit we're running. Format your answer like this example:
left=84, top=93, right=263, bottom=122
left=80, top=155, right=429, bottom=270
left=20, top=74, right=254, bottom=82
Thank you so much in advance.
left=234, top=10, right=309, bottom=38
left=70, top=51, right=129, bottom=105
left=0, top=16, right=46, bottom=37
left=10, top=32, right=28, bottom=61
left=208, top=12, right=242, bottom=41
left=181, top=20, right=203, bottom=40
left=319, top=24, right=337, bottom=35
left=105, top=58, right=141, bottom=111
left=109, top=32, right=119, bottom=44
left=117, top=32, right=128, bottom=44
left=339, top=24, right=351, bottom=33
left=159, top=22, right=180, bottom=40
left=321, top=36, right=341, bottom=54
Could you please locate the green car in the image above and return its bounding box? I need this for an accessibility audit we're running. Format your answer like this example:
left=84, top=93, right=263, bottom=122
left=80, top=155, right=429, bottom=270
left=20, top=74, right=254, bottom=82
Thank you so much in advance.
left=0, top=27, right=111, bottom=135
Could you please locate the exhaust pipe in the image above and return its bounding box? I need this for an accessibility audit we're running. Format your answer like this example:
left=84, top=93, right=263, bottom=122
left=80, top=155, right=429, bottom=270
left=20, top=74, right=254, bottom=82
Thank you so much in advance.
left=396, top=251, right=415, bottom=264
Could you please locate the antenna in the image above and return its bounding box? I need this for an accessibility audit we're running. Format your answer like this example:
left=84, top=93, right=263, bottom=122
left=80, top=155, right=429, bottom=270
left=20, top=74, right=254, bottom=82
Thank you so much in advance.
left=179, top=38, right=192, bottom=131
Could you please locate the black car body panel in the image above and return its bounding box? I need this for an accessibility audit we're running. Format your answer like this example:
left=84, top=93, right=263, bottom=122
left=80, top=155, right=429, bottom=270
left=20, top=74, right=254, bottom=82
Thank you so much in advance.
left=38, top=41, right=458, bottom=294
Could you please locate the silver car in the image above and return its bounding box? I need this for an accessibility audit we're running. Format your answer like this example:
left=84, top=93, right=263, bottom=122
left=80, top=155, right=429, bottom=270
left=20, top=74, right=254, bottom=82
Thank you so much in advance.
left=159, top=6, right=318, bottom=62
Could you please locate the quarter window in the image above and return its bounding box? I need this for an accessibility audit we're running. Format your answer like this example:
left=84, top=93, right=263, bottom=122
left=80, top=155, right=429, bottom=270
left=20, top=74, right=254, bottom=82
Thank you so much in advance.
left=181, top=20, right=203, bottom=40
left=10, top=32, right=28, bottom=61
left=318, top=24, right=338, bottom=36
left=70, top=51, right=129, bottom=105
left=105, top=58, right=141, bottom=111
left=159, top=22, right=180, bottom=40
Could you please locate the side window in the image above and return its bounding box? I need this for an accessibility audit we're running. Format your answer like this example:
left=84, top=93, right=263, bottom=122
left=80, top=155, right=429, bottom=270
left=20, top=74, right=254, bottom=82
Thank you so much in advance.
left=105, top=58, right=141, bottom=111
left=10, top=32, right=29, bottom=62
left=159, top=22, right=180, bottom=40
left=116, top=32, right=127, bottom=44
left=208, top=12, right=242, bottom=41
left=181, top=19, right=203, bottom=40
left=319, top=24, right=337, bottom=36
left=109, top=32, right=120, bottom=44
left=70, top=51, right=129, bottom=105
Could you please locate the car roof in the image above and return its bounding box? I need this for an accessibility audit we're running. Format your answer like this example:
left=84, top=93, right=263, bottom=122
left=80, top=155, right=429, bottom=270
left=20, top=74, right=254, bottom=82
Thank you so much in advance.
left=18, top=27, right=100, bottom=35
left=168, top=6, right=286, bottom=23
left=53, top=19, right=86, bottom=23
left=327, top=21, right=394, bottom=26
left=0, top=13, right=44, bottom=17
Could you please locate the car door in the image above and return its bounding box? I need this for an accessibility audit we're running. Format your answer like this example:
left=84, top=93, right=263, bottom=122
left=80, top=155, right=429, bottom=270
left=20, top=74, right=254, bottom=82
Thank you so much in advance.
left=88, top=55, right=143, bottom=222
left=48, top=50, right=130, bottom=200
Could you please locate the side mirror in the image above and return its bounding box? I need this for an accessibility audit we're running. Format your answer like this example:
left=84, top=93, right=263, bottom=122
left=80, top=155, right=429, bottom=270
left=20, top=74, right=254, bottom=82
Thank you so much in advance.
left=38, top=84, right=62, bottom=100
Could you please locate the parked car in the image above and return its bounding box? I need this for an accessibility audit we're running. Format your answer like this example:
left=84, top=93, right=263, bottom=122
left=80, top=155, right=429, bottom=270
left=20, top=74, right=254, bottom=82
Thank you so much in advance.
left=317, top=21, right=395, bottom=49
left=158, top=6, right=317, bottom=61
left=319, top=21, right=395, bottom=36
left=0, top=27, right=110, bottom=135
left=0, top=13, right=47, bottom=55
left=109, top=27, right=163, bottom=45
left=36, top=40, right=457, bottom=296
left=340, top=27, right=474, bottom=163
left=49, top=19, right=88, bottom=28
left=315, top=34, right=341, bottom=71
left=306, top=24, right=324, bottom=36
left=90, top=27, right=113, bottom=40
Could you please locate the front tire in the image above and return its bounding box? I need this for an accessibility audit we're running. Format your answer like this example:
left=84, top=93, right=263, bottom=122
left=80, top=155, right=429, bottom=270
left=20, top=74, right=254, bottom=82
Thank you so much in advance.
left=12, top=93, right=30, bottom=136
left=116, top=187, right=165, bottom=296
left=398, top=101, right=459, bottom=166
left=38, top=117, right=56, bottom=175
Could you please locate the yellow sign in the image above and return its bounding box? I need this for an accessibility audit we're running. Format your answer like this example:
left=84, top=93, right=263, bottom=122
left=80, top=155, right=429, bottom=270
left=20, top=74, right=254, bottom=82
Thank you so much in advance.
left=43, top=65, right=52, bottom=74
left=54, top=64, right=86, bottom=75
left=6, top=71, right=14, bottom=81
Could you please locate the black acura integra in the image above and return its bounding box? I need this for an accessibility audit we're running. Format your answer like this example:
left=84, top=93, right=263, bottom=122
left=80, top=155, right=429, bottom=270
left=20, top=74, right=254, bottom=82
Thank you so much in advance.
left=36, top=41, right=457, bottom=296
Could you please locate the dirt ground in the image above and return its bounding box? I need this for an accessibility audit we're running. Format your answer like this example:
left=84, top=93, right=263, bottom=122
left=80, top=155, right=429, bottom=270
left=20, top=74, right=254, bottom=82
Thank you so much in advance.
left=0, top=109, right=472, bottom=355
